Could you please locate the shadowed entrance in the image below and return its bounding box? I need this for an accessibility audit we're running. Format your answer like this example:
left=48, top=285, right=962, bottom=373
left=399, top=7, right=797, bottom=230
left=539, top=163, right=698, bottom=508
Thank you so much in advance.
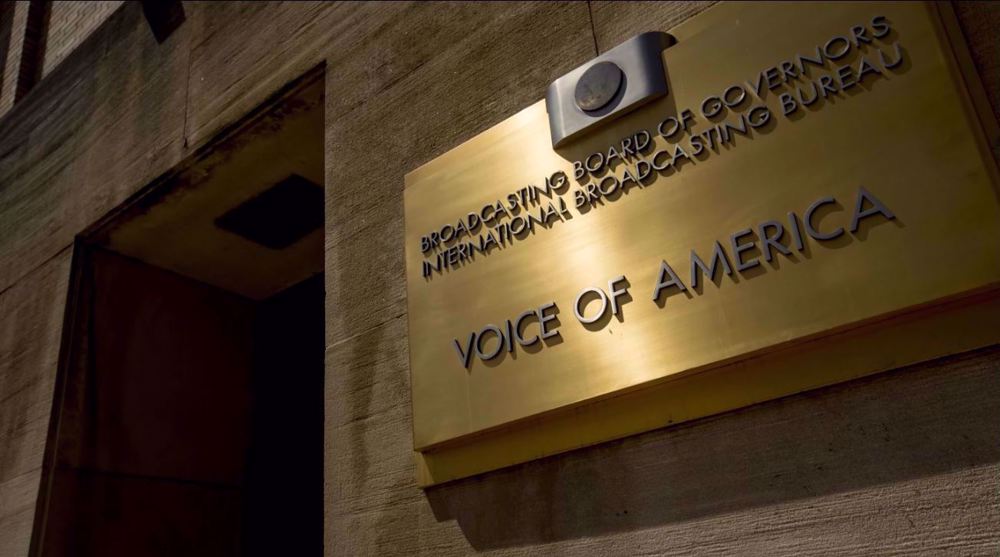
left=32, top=70, right=325, bottom=557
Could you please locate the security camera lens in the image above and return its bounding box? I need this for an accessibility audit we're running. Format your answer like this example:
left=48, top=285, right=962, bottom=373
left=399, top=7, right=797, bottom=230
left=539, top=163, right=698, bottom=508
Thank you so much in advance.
left=575, top=61, right=624, bottom=112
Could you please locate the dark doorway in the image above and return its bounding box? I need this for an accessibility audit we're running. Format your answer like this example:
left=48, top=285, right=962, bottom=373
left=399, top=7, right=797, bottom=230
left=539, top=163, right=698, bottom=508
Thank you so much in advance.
left=244, top=274, right=324, bottom=557
left=31, top=69, right=325, bottom=557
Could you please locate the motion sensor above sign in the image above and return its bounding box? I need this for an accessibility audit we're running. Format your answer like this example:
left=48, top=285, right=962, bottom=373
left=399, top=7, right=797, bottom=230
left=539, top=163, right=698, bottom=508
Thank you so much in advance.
left=545, top=31, right=675, bottom=148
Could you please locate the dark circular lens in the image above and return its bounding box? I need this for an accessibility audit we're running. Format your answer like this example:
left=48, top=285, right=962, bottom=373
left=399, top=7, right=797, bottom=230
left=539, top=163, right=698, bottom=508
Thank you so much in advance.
left=574, top=61, right=624, bottom=112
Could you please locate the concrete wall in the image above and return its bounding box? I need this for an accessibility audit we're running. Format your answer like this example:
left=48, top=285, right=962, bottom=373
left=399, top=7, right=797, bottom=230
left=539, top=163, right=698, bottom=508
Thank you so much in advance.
left=0, top=2, right=997, bottom=555
left=0, top=252, right=71, bottom=557
left=0, top=1, right=29, bottom=116
left=0, top=1, right=121, bottom=118
left=43, top=1, right=122, bottom=79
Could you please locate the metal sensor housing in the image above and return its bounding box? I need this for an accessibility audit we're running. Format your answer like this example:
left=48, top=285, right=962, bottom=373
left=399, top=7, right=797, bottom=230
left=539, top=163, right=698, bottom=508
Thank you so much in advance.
left=546, top=32, right=675, bottom=148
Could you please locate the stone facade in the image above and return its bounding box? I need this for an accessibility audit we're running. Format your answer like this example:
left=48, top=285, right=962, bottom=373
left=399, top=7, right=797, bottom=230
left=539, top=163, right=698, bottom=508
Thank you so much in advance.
left=43, top=1, right=123, bottom=79
left=0, top=2, right=998, bottom=555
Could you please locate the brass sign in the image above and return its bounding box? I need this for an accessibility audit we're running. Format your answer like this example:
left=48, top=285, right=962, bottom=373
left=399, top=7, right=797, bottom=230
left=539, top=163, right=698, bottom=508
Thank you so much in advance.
left=404, top=2, right=1000, bottom=485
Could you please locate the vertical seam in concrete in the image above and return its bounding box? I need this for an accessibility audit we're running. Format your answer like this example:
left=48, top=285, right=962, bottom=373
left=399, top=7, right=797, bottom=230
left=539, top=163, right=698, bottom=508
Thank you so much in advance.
left=586, top=1, right=600, bottom=56
left=181, top=26, right=192, bottom=149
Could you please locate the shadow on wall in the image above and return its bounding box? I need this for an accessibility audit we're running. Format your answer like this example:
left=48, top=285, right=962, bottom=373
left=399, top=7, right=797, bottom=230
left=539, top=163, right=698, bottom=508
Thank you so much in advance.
left=424, top=344, right=1000, bottom=550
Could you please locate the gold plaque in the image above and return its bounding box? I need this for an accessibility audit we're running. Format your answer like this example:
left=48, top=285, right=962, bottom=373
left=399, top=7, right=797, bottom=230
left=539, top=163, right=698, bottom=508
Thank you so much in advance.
left=404, top=2, right=1000, bottom=485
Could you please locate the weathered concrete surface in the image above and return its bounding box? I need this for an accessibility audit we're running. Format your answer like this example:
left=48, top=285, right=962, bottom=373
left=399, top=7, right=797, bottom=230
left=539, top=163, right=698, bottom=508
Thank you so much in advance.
left=2, top=1, right=122, bottom=119
left=43, top=1, right=123, bottom=79
left=590, top=1, right=716, bottom=53
left=0, top=1, right=29, bottom=117
left=0, top=3, right=190, bottom=295
left=0, top=470, right=42, bottom=557
left=0, top=251, right=71, bottom=484
left=0, top=250, right=72, bottom=557
left=183, top=1, right=335, bottom=147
